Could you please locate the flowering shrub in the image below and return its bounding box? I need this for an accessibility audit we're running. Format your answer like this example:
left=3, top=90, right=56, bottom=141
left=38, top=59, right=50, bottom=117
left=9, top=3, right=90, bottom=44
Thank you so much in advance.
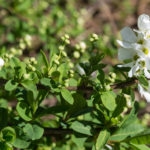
left=0, top=1, right=150, bottom=149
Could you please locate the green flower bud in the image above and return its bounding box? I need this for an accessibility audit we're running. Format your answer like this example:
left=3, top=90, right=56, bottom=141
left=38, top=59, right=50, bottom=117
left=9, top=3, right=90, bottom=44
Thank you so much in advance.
left=73, top=51, right=80, bottom=59
left=69, top=62, right=74, bottom=68
left=59, top=45, right=65, bottom=51
left=62, top=51, right=67, bottom=57
left=54, top=59, right=60, bottom=65
left=23, top=73, right=30, bottom=79
left=105, top=84, right=111, bottom=91
left=90, top=33, right=99, bottom=42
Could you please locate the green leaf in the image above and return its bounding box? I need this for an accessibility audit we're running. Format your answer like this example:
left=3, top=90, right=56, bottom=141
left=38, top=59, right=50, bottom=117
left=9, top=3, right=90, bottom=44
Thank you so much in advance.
left=16, top=102, right=32, bottom=121
left=21, top=80, right=37, bottom=98
left=110, top=102, right=144, bottom=141
left=13, top=127, right=31, bottom=149
left=67, top=93, right=87, bottom=118
left=130, top=143, right=150, bottom=150
left=40, top=78, right=51, bottom=87
left=101, top=91, right=116, bottom=111
left=127, top=130, right=150, bottom=145
left=40, top=50, right=49, bottom=68
left=0, top=142, right=13, bottom=150
left=96, top=129, right=110, bottom=150
left=2, top=127, right=16, bottom=143
left=110, top=123, right=144, bottom=141
left=23, top=124, right=44, bottom=140
left=5, top=80, right=18, bottom=91
left=71, top=121, right=92, bottom=136
left=138, top=75, right=149, bottom=90
left=112, top=95, right=126, bottom=117
left=13, top=138, right=30, bottom=149
left=61, top=88, right=74, bottom=104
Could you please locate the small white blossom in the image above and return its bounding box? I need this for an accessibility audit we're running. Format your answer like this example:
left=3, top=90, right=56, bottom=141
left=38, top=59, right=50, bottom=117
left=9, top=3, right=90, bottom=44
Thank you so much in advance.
left=117, top=14, right=150, bottom=78
left=0, top=58, right=4, bottom=67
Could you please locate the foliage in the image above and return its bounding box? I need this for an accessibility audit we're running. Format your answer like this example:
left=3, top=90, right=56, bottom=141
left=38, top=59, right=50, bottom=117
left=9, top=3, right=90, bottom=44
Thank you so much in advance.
left=0, top=0, right=149, bottom=150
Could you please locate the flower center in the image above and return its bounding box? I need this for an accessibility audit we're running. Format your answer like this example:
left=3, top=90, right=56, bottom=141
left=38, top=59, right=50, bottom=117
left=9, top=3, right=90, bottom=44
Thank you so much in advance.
left=138, top=39, right=144, bottom=44
left=142, top=48, right=149, bottom=55
left=140, top=60, right=146, bottom=67
left=133, top=54, right=139, bottom=61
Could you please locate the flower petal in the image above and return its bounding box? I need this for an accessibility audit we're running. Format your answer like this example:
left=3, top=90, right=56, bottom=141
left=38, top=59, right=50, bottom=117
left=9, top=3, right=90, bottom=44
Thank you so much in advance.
left=120, top=27, right=137, bottom=43
left=138, top=14, right=150, bottom=31
left=0, top=58, right=4, bottom=67
left=138, top=84, right=150, bottom=102
left=118, top=47, right=136, bottom=61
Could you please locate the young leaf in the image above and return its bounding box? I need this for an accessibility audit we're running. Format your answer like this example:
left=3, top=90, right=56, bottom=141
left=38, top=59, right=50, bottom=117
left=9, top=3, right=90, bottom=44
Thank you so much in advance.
left=23, top=124, right=44, bottom=140
left=2, top=127, right=16, bottom=143
left=16, top=102, right=32, bottom=121
left=130, top=143, right=150, bottom=150
left=101, top=91, right=116, bottom=111
left=61, top=88, right=74, bottom=105
left=127, top=130, right=150, bottom=145
left=40, top=50, right=49, bottom=68
left=71, top=121, right=92, bottom=136
left=96, top=129, right=110, bottom=150
left=5, top=80, right=18, bottom=91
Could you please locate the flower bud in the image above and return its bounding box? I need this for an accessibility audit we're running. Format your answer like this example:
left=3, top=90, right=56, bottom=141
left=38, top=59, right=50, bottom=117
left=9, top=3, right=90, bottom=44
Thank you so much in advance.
left=69, top=62, right=74, bottom=68
left=23, top=73, right=30, bottom=79
left=59, top=45, right=65, bottom=51
left=73, top=51, right=80, bottom=59
left=54, top=59, right=60, bottom=65
left=62, top=51, right=67, bottom=57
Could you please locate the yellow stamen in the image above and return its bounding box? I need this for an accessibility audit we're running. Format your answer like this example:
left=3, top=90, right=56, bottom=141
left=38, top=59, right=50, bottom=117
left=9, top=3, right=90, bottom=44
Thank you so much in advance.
left=142, top=48, right=149, bottom=55
left=140, top=61, right=146, bottom=67
left=133, top=54, right=139, bottom=61
left=138, top=39, right=144, bottom=44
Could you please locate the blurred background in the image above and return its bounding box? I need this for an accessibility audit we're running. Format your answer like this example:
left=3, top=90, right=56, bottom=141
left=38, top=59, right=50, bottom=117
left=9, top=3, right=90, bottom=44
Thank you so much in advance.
left=0, top=0, right=150, bottom=127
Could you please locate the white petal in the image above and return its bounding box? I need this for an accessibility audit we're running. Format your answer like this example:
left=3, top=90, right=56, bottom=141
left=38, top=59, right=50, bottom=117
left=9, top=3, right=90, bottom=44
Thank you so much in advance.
left=117, top=40, right=132, bottom=48
left=128, top=65, right=139, bottom=77
left=138, top=14, right=150, bottom=31
left=138, top=84, right=150, bottom=102
left=144, top=69, right=150, bottom=78
left=118, top=47, right=136, bottom=61
left=120, top=27, right=137, bottom=43
left=76, top=65, right=85, bottom=75
left=0, top=58, right=4, bottom=67
left=117, top=62, right=134, bottom=68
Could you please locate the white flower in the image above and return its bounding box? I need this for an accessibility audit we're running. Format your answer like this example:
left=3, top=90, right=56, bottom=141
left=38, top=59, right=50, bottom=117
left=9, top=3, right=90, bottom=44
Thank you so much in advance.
left=117, top=14, right=150, bottom=78
left=0, top=57, right=5, bottom=67
left=118, top=14, right=150, bottom=102
left=138, top=83, right=150, bottom=102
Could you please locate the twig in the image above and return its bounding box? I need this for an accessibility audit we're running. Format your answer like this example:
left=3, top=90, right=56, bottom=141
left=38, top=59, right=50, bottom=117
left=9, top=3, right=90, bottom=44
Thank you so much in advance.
left=44, top=128, right=73, bottom=136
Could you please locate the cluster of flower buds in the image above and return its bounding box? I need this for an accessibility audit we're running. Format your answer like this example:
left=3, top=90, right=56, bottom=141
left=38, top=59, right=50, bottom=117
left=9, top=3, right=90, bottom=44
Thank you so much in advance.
left=64, top=79, right=70, bottom=87
left=73, top=41, right=86, bottom=59
left=19, top=34, right=32, bottom=50
left=24, top=57, right=37, bottom=71
left=10, top=47, right=23, bottom=56
left=53, top=54, right=60, bottom=65
left=75, top=41, right=86, bottom=53
left=108, top=72, right=116, bottom=83
left=117, top=14, right=150, bottom=102
left=58, top=45, right=67, bottom=57
left=69, top=69, right=74, bottom=78
left=141, top=113, right=150, bottom=126
left=61, top=34, right=70, bottom=45
left=90, top=33, right=99, bottom=42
